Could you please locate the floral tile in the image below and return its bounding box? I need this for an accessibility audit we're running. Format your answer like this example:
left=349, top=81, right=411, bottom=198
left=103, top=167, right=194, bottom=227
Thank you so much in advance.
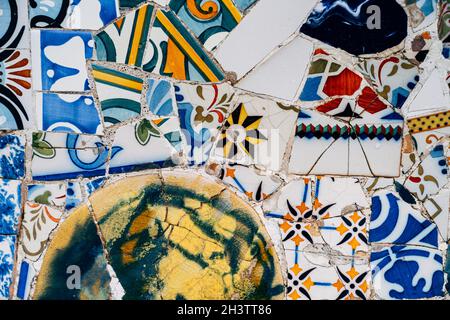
left=31, top=131, right=110, bottom=181
left=264, top=179, right=313, bottom=221
left=279, top=211, right=368, bottom=257
left=0, top=178, right=21, bottom=235
left=370, top=191, right=439, bottom=248
left=370, top=245, right=444, bottom=299
left=0, top=49, right=33, bottom=130
left=20, top=202, right=63, bottom=260
left=27, top=183, right=66, bottom=207
left=286, top=250, right=370, bottom=300
left=356, top=54, right=421, bottom=109
left=0, top=134, right=25, bottom=180
left=175, top=81, right=236, bottom=165
left=0, top=0, right=30, bottom=49
left=147, top=77, right=176, bottom=117
left=31, top=29, right=94, bottom=91
left=94, top=4, right=153, bottom=68
left=29, top=0, right=120, bottom=29
left=108, top=117, right=178, bottom=174
left=214, top=162, right=283, bottom=202
left=141, top=8, right=225, bottom=82
left=91, top=63, right=144, bottom=126
left=168, top=0, right=243, bottom=51
left=0, top=235, right=15, bottom=299
left=402, top=143, right=448, bottom=201
left=35, top=92, right=103, bottom=135
left=212, top=94, right=299, bottom=171
left=300, top=0, right=408, bottom=56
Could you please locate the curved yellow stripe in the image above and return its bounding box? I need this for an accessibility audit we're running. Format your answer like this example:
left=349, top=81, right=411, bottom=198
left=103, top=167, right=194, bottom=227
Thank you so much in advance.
left=92, top=69, right=143, bottom=92
left=221, top=0, right=242, bottom=23
left=156, top=10, right=219, bottom=82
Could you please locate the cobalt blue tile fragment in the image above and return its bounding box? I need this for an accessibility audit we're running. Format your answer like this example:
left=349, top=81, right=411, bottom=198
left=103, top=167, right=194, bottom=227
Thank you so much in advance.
left=300, top=0, right=408, bottom=55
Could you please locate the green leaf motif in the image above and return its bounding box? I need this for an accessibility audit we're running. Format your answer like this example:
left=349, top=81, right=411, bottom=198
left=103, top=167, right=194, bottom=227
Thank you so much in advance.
left=32, top=132, right=56, bottom=159
left=135, top=119, right=161, bottom=145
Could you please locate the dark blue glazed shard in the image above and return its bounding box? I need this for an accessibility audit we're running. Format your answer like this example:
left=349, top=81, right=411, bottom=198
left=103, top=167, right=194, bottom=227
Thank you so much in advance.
left=300, top=0, right=408, bottom=55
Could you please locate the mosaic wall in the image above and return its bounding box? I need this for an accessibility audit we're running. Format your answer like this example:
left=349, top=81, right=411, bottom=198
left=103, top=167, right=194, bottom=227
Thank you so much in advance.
left=0, top=0, right=448, bottom=300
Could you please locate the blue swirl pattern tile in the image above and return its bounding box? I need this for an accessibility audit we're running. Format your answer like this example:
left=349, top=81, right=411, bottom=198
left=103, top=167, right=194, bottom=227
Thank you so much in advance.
left=371, top=245, right=444, bottom=299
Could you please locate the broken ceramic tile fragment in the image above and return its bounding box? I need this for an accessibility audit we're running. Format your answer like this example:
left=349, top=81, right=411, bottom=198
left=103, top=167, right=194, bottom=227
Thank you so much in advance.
left=31, top=29, right=94, bottom=91
left=91, top=63, right=144, bottom=126
left=0, top=235, right=16, bottom=299
left=371, top=245, right=444, bottom=300
left=35, top=92, right=103, bottom=135
left=108, top=117, right=178, bottom=174
left=31, top=131, right=111, bottom=181
left=0, top=50, right=33, bottom=130
left=29, top=0, right=120, bottom=30
left=0, top=134, right=25, bottom=180
left=0, top=178, right=21, bottom=235
left=300, top=0, right=408, bottom=56
left=27, top=183, right=66, bottom=207
left=370, top=191, right=439, bottom=248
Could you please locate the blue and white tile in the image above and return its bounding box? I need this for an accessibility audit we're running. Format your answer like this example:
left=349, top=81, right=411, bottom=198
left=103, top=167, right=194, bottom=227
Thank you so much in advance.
left=371, top=245, right=444, bottom=300
left=65, top=181, right=83, bottom=210
left=31, top=131, right=111, bottom=181
left=0, top=134, right=25, bottom=180
left=0, top=178, right=21, bottom=235
left=15, top=259, right=35, bottom=300
left=31, top=29, right=94, bottom=91
left=30, top=0, right=120, bottom=30
left=35, top=92, right=103, bottom=135
left=84, top=177, right=106, bottom=196
left=0, top=235, right=15, bottom=299
left=147, top=77, right=177, bottom=117
left=27, top=183, right=67, bottom=207
left=0, top=0, right=30, bottom=49
left=108, top=117, right=178, bottom=175
left=370, top=191, right=438, bottom=248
